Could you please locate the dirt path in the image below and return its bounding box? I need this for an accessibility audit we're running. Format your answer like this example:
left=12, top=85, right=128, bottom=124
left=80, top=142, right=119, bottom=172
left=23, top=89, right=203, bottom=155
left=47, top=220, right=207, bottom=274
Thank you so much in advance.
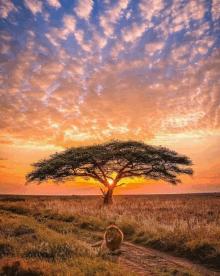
left=109, top=242, right=220, bottom=276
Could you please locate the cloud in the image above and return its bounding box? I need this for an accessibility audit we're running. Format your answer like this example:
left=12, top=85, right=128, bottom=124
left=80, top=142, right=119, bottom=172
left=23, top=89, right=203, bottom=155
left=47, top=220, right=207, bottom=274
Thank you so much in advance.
left=0, top=0, right=18, bottom=18
left=170, top=0, right=206, bottom=32
left=92, top=32, right=107, bottom=50
left=185, top=22, right=210, bottom=40
left=0, top=44, right=10, bottom=54
left=24, top=0, right=42, bottom=15
left=126, top=10, right=131, bottom=19
left=145, top=42, right=164, bottom=56
left=45, top=32, right=60, bottom=47
left=0, top=0, right=219, bottom=150
left=45, top=14, right=76, bottom=46
left=122, top=22, right=149, bottom=43
left=139, top=0, right=164, bottom=21
left=110, top=42, right=125, bottom=57
left=170, top=36, right=216, bottom=68
left=74, top=29, right=92, bottom=52
left=1, top=46, right=220, bottom=148
left=212, top=0, right=220, bottom=21
left=74, top=0, right=93, bottom=21
left=154, top=0, right=207, bottom=40
left=100, top=0, right=131, bottom=37
left=61, top=14, right=76, bottom=38
left=46, top=0, right=61, bottom=9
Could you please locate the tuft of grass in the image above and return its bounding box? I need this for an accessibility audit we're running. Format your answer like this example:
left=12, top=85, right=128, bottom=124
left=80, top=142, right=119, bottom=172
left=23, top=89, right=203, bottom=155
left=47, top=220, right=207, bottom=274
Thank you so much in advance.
left=23, top=242, right=76, bottom=261
left=117, top=219, right=139, bottom=237
left=79, top=217, right=106, bottom=231
left=0, top=203, right=29, bottom=215
left=66, top=257, right=137, bottom=276
left=0, top=243, right=14, bottom=258
left=47, top=220, right=79, bottom=235
left=0, top=257, right=136, bottom=276
left=0, top=259, right=43, bottom=276
left=13, top=225, right=35, bottom=236
left=0, top=196, right=25, bottom=202
left=151, top=266, right=202, bottom=276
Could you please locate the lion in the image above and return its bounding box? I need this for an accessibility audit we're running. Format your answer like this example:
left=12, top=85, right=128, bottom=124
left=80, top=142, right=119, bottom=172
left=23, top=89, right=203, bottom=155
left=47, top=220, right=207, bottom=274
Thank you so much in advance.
left=91, top=225, right=124, bottom=255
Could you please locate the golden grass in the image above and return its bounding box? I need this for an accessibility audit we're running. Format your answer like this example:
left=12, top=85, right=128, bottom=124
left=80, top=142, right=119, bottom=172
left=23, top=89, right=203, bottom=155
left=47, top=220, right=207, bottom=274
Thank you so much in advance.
left=0, top=193, right=220, bottom=272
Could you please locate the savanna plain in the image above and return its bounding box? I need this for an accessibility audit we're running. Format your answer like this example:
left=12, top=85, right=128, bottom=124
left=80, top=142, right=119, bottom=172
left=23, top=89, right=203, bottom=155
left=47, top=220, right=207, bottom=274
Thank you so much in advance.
left=0, top=193, right=219, bottom=276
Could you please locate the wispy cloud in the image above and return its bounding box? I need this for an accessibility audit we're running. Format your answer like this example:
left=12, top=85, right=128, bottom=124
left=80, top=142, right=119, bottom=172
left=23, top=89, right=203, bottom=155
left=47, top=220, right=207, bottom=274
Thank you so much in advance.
left=45, top=14, right=76, bottom=46
left=24, top=0, right=42, bottom=15
left=139, top=0, right=164, bottom=21
left=212, top=0, right=220, bottom=21
left=46, top=0, right=61, bottom=9
left=0, top=0, right=18, bottom=18
left=122, top=22, right=149, bottom=43
left=100, top=0, right=131, bottom=37
left=74, top=0, right=93, bottom=21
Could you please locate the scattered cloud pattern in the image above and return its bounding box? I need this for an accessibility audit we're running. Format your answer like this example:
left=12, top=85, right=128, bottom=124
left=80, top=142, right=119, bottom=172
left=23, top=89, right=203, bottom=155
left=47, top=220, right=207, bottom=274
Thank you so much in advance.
left=0, top=0, right=219, bottom=150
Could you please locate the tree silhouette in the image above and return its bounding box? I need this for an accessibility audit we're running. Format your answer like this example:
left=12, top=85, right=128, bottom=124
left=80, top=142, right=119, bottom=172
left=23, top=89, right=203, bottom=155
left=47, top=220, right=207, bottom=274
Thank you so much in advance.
left=26, top=140, right=193, bottom=204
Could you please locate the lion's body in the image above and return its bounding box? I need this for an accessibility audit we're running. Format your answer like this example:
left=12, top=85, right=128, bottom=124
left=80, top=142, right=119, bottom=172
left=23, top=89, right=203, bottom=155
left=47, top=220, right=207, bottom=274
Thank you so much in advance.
left=92, top=225, right=124, bottom=255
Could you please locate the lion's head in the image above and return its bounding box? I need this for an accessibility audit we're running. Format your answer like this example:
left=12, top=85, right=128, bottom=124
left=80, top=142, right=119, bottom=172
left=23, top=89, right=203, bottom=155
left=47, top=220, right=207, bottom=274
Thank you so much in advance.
left=104, top=225, right=123, bottom=251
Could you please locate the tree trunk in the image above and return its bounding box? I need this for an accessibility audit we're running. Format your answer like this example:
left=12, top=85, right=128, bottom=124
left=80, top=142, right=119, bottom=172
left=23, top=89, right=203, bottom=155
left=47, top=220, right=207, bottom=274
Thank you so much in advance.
left=103, top=188, right=114, bottom=205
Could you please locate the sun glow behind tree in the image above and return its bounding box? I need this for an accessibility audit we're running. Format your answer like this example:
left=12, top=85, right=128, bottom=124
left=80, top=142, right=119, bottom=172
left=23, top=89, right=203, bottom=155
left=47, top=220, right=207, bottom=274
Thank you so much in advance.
left=26, top=140, right=193, bottom=203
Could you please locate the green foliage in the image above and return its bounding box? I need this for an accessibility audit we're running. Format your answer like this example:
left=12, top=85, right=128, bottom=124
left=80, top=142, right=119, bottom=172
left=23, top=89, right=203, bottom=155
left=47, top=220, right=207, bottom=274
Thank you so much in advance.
left=26, top=140, right=193, bottom=189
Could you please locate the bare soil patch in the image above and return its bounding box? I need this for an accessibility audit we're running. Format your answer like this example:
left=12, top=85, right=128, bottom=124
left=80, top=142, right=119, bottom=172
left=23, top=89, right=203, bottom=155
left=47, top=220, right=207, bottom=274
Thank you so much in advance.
left=110, top=242, right=220, bottom=276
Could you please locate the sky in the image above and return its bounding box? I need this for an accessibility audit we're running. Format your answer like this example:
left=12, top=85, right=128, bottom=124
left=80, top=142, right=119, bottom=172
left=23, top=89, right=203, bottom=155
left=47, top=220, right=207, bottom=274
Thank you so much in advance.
left=0, top=0, right=220, bottom=195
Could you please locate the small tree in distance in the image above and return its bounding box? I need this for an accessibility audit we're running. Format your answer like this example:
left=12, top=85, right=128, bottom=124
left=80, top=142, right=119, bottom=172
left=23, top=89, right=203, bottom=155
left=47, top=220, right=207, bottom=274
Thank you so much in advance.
left=26, top=140, right=193, bottom=204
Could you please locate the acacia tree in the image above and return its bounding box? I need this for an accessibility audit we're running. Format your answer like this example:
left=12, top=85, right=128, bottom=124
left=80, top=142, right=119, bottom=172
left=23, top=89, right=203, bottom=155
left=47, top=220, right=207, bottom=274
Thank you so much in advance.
left=26, top=140, right=193, bottom=204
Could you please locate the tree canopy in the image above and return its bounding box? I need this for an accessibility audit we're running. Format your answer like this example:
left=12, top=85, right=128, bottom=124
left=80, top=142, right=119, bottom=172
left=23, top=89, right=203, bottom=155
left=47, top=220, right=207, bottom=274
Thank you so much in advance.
left=26, top=140, right=193, bottom=204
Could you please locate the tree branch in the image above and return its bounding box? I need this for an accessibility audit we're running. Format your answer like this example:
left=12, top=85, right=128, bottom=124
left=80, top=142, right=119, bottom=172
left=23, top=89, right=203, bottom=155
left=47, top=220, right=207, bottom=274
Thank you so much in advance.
left=112, top=161, right=131, bottom=188
left=115, top=183, right=125, bottom=188
left=75, top=173, right=108, bottom=187
left=120, top=168, right=153, bottom=178
left=91, top=158, right=109, bottom=187
left=100, top=188, right=106, bottom=196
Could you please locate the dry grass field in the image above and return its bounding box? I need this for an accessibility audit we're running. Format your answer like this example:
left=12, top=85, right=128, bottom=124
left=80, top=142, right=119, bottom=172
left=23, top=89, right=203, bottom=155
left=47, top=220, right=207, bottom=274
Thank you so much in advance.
left=0, top=193, right=219, bottom=275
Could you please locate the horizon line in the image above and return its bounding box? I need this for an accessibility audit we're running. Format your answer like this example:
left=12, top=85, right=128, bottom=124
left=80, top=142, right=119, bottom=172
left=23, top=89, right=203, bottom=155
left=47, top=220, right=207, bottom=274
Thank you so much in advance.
left=0, top=191, right=220, bottom=196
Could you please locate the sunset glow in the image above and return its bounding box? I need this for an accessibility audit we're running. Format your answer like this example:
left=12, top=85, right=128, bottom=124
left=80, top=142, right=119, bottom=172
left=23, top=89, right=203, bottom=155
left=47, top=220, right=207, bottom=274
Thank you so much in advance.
left=0, top=0, right=220, bottom=195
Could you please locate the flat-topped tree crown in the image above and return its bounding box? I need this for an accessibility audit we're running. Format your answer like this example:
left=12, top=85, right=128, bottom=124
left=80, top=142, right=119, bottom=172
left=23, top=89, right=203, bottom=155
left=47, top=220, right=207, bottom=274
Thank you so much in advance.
left=26, top=140, right=193, bottom=204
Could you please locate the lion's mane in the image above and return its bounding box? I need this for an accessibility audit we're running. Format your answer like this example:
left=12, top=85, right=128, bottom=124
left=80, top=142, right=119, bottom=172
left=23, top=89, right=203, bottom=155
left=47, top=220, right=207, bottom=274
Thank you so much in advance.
left=103, top=225, right=124, bottom=251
